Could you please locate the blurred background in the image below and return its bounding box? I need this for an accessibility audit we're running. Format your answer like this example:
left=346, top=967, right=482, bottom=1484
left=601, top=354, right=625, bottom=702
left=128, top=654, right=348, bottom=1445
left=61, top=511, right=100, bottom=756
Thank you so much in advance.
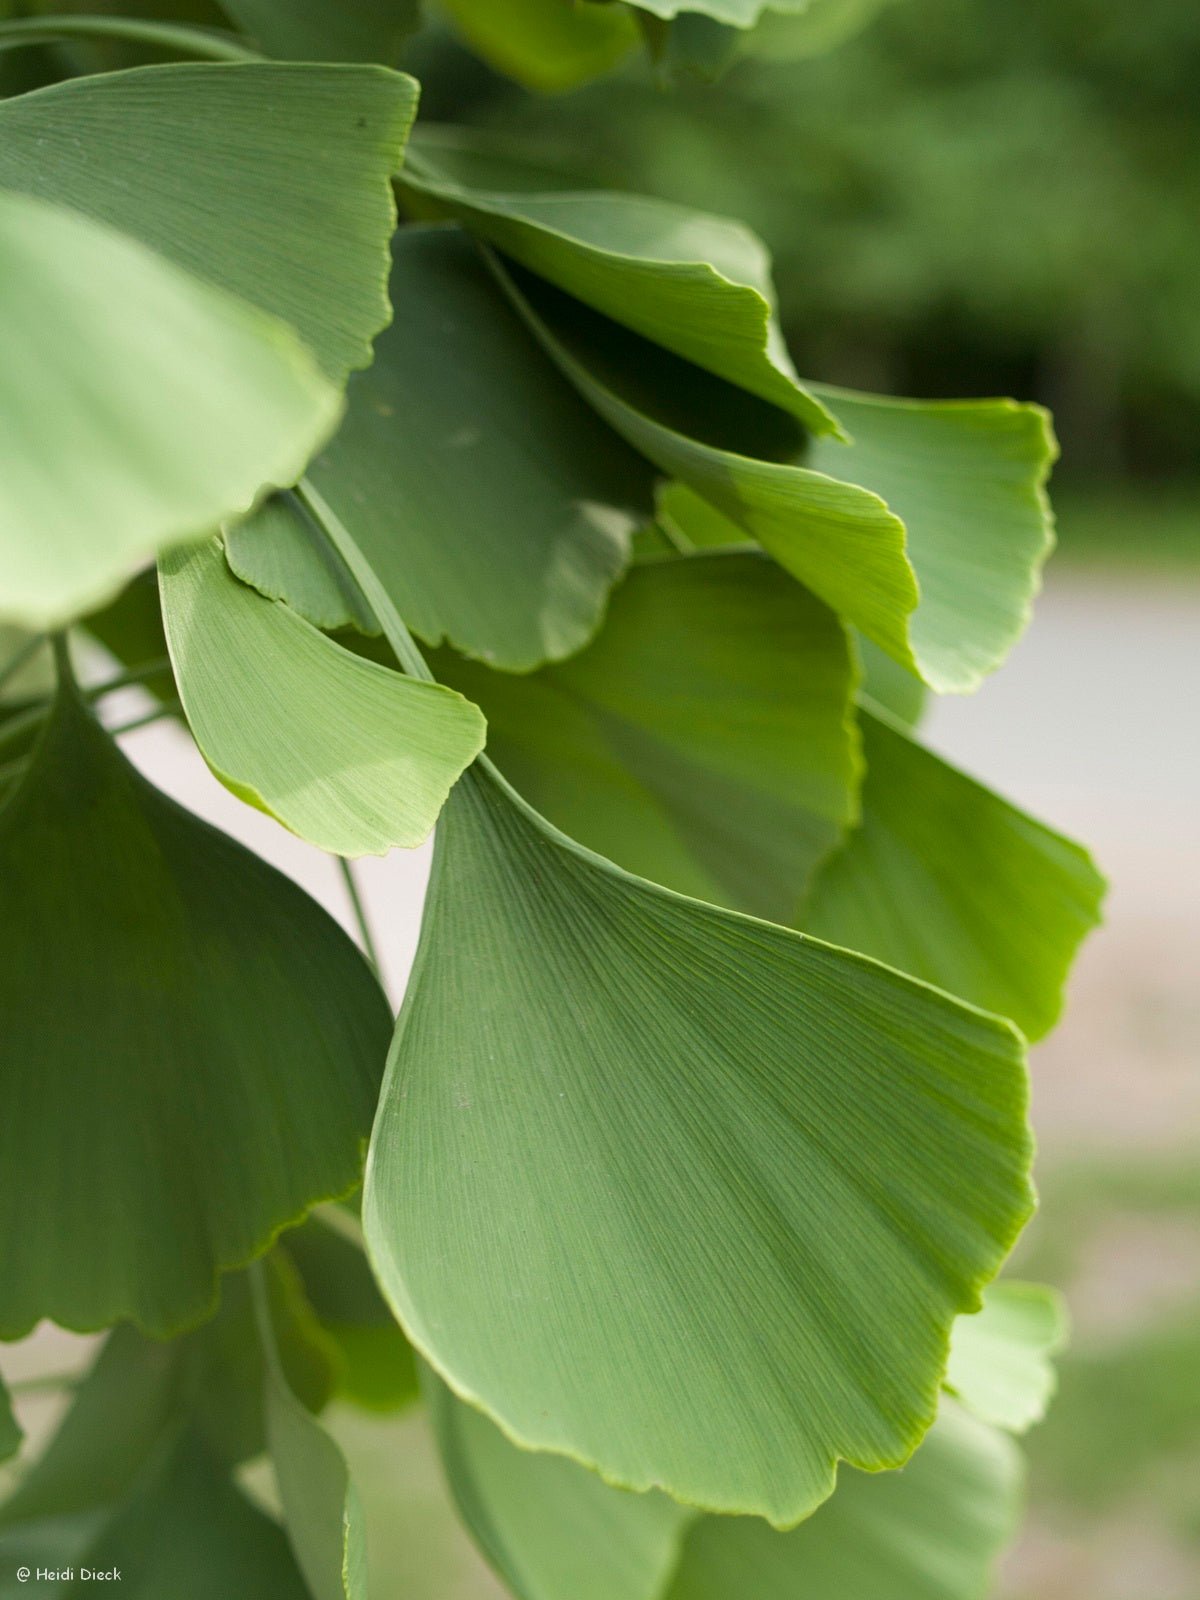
left=3, top=2, right=1198, bottom=1596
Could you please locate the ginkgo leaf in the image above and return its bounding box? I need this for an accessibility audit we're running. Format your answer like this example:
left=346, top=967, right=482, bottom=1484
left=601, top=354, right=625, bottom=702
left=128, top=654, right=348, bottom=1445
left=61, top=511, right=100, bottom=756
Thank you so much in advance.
left=0, top=61, right=417, bottom=383
left=159, top=537, right=485, bottom=857
left=364, top=762, right=1033, bottom=1525
left=0, top=190, right=342, bottom=630
left=220, top=0, right=420, bottom=62
left=488, top=254, right=1054, bottom=693
left=946, top=1282, right=1067, bottom=1435
left=802, top=706, right=1104, bottom=1041
left=284, top=1214, right=418, bottom=1414
left=307, top=226, right=654, bottom=671
left=438, top=0, right=637, bottom=92
left=402, top=133, right=840, bottom=436
left=256, top=1271, right=368, bottom=1600
left=0, top=672, right=392, bottom=1339
left=426, top=1369, right=693, bottom=1600
left=225, top=495, right=379, bottom=637
left=0, top=1377, right=19, bottom=1466
left=623, top=0, right=770, bottom=20
left=431, top=551, right=860, bottom=922
left=58, top=1431, right=310, bottom=1600
left=806, top=384, right=1057, bottom=695
left=664, top=1402, right=1023, bottom=1600
left=746, top=0, right=895, bottom=59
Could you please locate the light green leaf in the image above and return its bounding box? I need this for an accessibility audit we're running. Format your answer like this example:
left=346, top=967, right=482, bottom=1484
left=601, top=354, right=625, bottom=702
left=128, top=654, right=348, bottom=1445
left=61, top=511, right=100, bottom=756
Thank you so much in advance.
left=308, top=225, right=653, bottom=671
left=946, top=1282, right=1068, bottom=1435
left=256, top=1271, right=367, bottom=1600
left=364, top=762, right=1033, bottom=1525
left=283, top=1214, right=418, bottom=1414
left=0, top=190, right=341, bottom=630
left=159, top=536, right=485, bottom=857
left=489, top=255, right=1054, bottom=692
left=664, top=1402, right=1023, bottom=1600
left=438, top=0, right=637, bottom=91
left=225, top=495, right=379, bottom=637
left=431, top=551, right=860, bottom=922
left=807, top=385, right=1057, bottom=695
left=0, top=674, right=392, bottom=1339
left=855, top=635, right=927, bottom=728
left=0, top=627, right=52, bottom=705
left=0, top=1377, right=19, bottom=1466
left=802, top=707, right=1105, bottom=1041
left=655, top=481, right=755, bottom=552
left=623, top=0, right=768, bottom=23
left=220, top=0, right=420, bottom=62
left=402, top=132, right=839, bottom=436
left=58, top=1431, right=310, bottom=1600
left=426, top=1369, right=693, bottom=1600
left=0, top=62, right=417, bottom=383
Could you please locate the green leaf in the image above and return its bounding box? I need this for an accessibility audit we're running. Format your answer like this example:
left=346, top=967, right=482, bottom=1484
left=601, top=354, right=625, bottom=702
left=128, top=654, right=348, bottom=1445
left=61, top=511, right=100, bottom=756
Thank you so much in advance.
left=438, top=0, right=637, bottom=91
left=802, top=707, right=1105, bottom=1041
left=654, top=482, right=755, bottom=552
left=0, top=1377, right=19, bottom=1466
left=402, top=133, right=840, bottom=436
left=159, top=536, right=485, bottom=857
left=745, top=0, right=895, bottom=59
left=220, top=0, right=421, bottom=62
left=623, top=0, right=768, bottom=24
left=426, top=1369, right=693, bottom=1600
left=489, top=255, right=1054, bottom=693
left=855, top=635, right=927, bottom=729
left=284, top=1214, right=418, bottom=1414
left=308, top=225, right=654, bottom=671
left=82, top=574, right=175, bottom=704
left=58, top=1431, right=310, bottom=1600
left=364, top=762, right=1033, bottom=1525
left=0, top=673, right=392, bottom=1339
left=225, top=495, right=379, bottom=637
left=431, top=551, right=860, bottom=922
left=0, top=190, right=341, bottom=630
left=806, top=385, right=1057, bottom=695
left=946, top=1282, right=1067, bottom=1435
left=256, top=1271, right=368, bottom=1600
left=664, top=1402, right=1024, bottom=1600
left=0, top=62, right=417, bottom=383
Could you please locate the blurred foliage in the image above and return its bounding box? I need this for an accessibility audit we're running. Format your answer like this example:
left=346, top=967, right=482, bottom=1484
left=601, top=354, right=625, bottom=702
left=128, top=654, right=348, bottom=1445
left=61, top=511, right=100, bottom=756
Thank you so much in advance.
left=416, top=0, right=1200, bottom=482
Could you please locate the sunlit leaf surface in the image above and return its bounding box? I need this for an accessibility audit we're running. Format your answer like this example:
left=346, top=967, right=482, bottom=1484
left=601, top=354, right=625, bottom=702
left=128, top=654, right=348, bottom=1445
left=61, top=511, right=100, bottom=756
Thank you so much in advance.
left=947, top=1281, right=1068, bottom=1435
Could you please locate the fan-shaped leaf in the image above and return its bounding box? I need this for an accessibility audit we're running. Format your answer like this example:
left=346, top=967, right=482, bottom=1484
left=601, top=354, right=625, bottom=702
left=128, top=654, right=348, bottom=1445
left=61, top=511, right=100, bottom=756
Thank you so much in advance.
left=0, top=62, right=417, bottom=383
left=0, top=675, right=392, bottom=1339
left=438, top=0, right=637, bottom=91
left=256, top=1272, right=367, bottom=1600
left=946, top=1282, right=1067, bottom=1435
left=160, top=537, right=485, bottom=857
left=0, top=190, right=341, bottom=629
left=220, top=0, right=420, bottom=62
left=431, top=551, right=859, bottom=922
left=489, top=254, right=1053, bottom=692
left=664, top=1402, right=1023, bottom=1600
left=426, top=1370, right=693, bottom=1600
left=402, top=134, right=839, bottom=436
left=225, top=495, right=379, bottom=637
left=802, top=707, right=1104, bottom=1041
left=308, top=226, right=654, bottom=671
left=364, top=762, right=1033, bottom=1525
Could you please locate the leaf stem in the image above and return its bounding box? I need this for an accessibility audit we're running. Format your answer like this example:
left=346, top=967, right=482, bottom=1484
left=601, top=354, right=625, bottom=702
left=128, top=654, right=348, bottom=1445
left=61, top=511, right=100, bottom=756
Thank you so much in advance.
left=109, top=700, right=182, bottom=738
left=0, top=14, right=259, bottom=62
left=0, top=633, right=46, bottom=698
left=5, top=1372, right=82, bottom=1399
left=296, top=479, right=436, bottom=684
left=338, top=857, right=381, bottom=976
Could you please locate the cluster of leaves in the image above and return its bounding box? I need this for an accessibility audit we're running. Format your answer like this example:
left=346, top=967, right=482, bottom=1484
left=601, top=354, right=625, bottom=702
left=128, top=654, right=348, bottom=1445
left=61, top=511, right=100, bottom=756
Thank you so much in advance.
left=0, top=2, right=1104, bottom=1596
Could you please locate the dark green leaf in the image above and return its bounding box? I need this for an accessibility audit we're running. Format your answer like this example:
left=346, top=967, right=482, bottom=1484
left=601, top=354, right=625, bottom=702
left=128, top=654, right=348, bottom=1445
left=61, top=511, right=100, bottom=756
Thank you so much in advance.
left=438, top=0, right=637, bottom=91
left=802, top=707, right=1104, bottom=1041
left=160, top=536, right=486, bottom=856
left=402, top=134, right=839, bottom=435
left=220, top=0, right=420, bottom=62
left=0, top=62, right=417, bottom=383
left=309, top=226, right=654, bottom=671
left=224, top=496, right=378, bottom=637
left=431, top=551, right=860, bottom=922
left=0, top=1377, right=19, bottom=1466
left=364, top=763, right=1033, bottom=1525
left=0, top=675, right=391, bottom=1338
